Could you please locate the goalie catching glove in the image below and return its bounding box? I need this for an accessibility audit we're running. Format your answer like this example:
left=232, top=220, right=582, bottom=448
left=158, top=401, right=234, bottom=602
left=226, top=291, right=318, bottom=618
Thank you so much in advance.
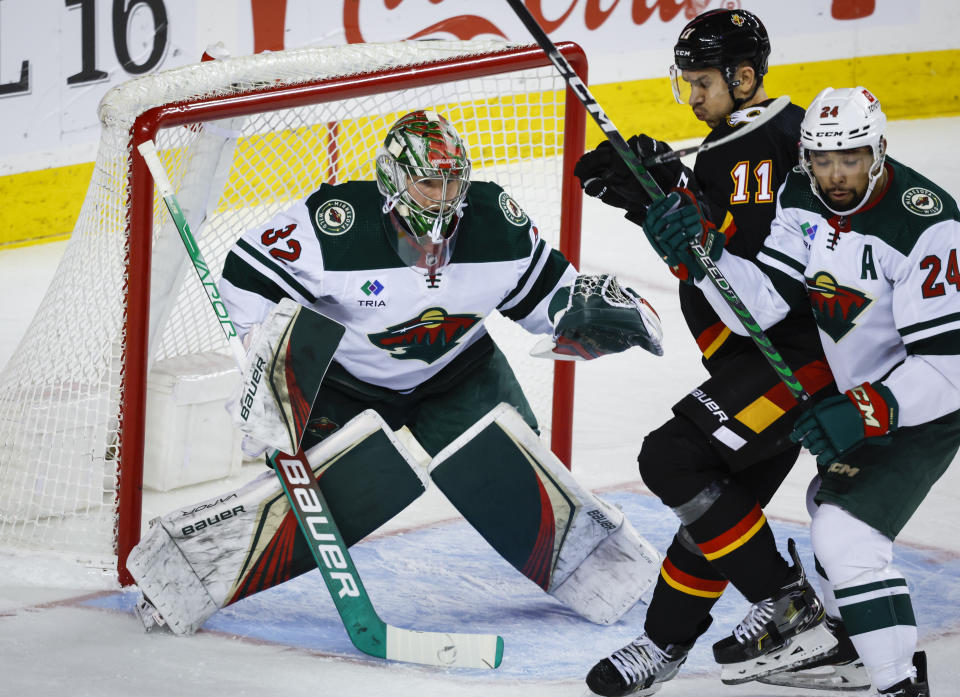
left=531, top=274, right=663, bottom=361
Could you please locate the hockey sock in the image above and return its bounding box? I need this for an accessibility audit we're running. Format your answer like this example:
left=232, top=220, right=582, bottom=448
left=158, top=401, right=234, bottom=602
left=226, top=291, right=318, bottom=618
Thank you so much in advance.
left=813, top=503, right=919, bottom=690
left=814, top=555, right=842, bottom=618
left=644, top=528, right=726, bottom=646
left=638, top=415, right=790, bottom=602
left=679, top=481, right=790, bottom=602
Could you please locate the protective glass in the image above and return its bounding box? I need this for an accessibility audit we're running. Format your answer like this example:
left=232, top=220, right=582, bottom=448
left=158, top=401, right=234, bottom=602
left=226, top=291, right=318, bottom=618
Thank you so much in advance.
left=669, top=64, right=687, bottom=104
left=669, top=64, right=731, bottom=106
left=385, top=208, right=461, bottom=275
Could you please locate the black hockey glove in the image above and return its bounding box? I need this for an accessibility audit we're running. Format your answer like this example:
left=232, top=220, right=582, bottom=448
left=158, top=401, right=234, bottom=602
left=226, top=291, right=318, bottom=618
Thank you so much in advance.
left=573, top=134, right=693, bottom=223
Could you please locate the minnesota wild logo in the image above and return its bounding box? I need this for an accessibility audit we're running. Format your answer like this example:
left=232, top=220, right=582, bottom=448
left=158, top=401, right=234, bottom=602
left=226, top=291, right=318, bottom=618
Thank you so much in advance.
left=498, top=191, right=529, bottom=226
left=368, top=307, right=481, bottom=362
left=806, top=271, right=873, bottom=342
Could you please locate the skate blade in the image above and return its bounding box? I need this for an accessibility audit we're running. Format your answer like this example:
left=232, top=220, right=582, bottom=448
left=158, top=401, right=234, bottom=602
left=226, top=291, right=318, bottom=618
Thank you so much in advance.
left=720, top=622, right=839, bottom=685
left=581, top=685, right=661, bottom=697
left=757, top=659, right=871, bottom=691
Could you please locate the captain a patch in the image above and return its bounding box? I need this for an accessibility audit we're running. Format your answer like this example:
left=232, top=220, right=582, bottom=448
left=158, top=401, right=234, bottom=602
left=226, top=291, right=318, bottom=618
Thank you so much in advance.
left=316, top=199, right=356, bottom=235
left=498, top=191, right=529, bottom=226
left=902, top=187, right=943, bottom=217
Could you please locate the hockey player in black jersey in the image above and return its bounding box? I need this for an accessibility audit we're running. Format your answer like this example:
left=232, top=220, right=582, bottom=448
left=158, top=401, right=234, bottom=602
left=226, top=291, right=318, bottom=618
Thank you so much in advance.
left=575, top=9, right=863, bottom=696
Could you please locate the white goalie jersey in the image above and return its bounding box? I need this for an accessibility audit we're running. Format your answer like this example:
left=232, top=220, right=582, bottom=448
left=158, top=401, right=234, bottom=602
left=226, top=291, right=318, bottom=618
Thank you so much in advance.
left=218, top=179, right=577, bottom=392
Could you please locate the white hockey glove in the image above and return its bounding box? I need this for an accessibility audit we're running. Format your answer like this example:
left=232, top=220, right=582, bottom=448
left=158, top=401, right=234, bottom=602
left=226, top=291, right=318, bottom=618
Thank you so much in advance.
left=531, top=274, right=663, bottom=361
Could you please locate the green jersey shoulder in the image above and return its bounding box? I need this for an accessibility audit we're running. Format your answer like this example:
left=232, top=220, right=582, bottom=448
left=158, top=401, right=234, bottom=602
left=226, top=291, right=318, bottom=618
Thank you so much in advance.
left=779, top=157, right=958, bottom=257
left=303, top=180, right=538, bottom=271
left=867, top=157, right=960, bottom=256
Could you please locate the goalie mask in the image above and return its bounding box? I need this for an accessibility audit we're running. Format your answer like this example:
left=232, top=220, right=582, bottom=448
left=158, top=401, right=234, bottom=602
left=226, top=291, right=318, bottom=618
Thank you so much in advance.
left=799, top=87, right=888, bottom=215
left=670, top=9, right=770, bottom=108
left=376, top=110, right=472, bottom=273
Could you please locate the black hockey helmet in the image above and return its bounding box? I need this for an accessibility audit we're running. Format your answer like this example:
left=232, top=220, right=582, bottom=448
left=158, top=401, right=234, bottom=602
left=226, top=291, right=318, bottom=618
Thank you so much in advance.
left=673, top=9, right=770, bottom=95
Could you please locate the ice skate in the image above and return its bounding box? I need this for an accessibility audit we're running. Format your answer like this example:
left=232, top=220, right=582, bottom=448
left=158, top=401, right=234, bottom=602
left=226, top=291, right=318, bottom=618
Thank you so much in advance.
left=585, top=632, right=692, bottom=696
left=757, top=614, right=869, bottom=690
left=713, top=538, right=837, bottom=684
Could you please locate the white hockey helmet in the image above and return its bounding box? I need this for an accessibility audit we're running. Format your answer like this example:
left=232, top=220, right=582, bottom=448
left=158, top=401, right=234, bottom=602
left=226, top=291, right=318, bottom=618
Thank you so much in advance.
left=799, top=86, right=887, bottom=214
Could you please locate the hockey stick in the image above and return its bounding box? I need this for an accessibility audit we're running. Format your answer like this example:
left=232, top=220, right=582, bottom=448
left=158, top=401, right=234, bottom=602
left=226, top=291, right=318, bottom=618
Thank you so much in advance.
left=137, top=139, right=504, bottom=669
left=643, top=95, right=790, bottom=166
left=506, top=0, right=808, bottom=402
left=270, top=447, right=504, bottom=668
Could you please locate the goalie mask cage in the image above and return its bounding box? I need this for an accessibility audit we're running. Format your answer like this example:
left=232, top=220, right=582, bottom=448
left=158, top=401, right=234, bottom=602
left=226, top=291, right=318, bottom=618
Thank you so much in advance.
left=0, top=41, right=586, bottom=584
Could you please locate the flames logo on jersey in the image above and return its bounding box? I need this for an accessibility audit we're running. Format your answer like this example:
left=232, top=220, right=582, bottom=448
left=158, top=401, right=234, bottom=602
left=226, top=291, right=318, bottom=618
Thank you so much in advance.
left=727, top=105, right=765, bottom=128
left=806, top=271, right=873, bottom=342
left=368, top=307, right=481, bottom=363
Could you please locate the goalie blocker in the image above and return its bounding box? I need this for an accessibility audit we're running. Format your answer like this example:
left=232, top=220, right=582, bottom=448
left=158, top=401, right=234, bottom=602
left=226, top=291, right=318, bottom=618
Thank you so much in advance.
left=128, top=406, right=658, bottom=635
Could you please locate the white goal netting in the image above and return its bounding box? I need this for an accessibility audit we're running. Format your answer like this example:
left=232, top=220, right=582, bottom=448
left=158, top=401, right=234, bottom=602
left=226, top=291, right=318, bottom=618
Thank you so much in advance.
left=0, top=40, right=583, bottom=578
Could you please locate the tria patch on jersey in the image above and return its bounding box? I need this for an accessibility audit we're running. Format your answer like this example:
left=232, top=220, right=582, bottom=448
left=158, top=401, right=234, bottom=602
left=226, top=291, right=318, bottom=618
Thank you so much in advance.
left=806, top=271, right=873, bottom=342
left=361, top=279, right=384, bottom=296
left=800, top=221, right=818, bottom=246
left=498, top=191, right=529, bottom=226
left=901, top=187, right=943, bottom=217
left=367, top=307, right=481, bottom=363
left=315, top=199, right=356, bottom=235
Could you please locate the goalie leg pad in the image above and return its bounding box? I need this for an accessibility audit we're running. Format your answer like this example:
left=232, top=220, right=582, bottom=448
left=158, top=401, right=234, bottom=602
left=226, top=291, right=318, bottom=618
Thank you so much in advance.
left=126, top=410, right=427, bottom=634
left=126, top=517, right=219, bottom=636
left=231, top=298, right=345, bottom=455
left=548, top=510, right=660, bottom=624
left=428, top=403, right=660, bottom=624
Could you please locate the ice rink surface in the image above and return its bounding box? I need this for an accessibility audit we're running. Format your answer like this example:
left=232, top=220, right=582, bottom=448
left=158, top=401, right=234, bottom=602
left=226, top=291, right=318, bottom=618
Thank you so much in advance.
left=2, top=116, right=960, bottom=697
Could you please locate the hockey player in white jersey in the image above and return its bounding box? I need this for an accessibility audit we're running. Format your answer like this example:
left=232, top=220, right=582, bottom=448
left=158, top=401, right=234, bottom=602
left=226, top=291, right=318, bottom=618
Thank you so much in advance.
left=640, top=87, right=957, bottom=695
left=125, top=110, right=664, bottom=640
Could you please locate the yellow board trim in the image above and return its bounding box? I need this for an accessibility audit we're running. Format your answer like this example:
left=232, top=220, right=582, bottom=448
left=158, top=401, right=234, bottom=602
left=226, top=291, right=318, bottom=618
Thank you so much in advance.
left=0, top=162, right=94, bottom=248
left=585, top=49, right=960, bottom=148
left=3, top=49, right=958, bottom=249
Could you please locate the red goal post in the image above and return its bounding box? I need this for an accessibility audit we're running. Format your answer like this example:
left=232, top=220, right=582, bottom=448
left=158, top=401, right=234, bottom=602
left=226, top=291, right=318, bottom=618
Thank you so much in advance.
left=0, top=41, right=587, bottom=584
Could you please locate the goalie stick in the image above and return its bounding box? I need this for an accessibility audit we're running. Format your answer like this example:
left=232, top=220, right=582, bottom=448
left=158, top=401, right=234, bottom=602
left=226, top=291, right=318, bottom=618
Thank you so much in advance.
left=136, top=139, right=504, bottom=669
left=506, top=0, right=809, bottom=403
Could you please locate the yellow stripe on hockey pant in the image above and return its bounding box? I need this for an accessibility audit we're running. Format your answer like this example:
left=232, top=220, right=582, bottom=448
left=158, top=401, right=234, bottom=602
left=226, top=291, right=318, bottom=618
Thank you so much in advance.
left=660, top=568, right=726, bottom=599
left=702, top=326, right=731, bottom=360
left=702, top=514, right=767, bottom=561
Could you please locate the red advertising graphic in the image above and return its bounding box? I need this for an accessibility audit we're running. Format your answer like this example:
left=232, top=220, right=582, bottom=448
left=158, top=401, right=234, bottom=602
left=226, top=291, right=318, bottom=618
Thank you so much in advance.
left=250, top=1, right=876, bottom=50
left=832, top=0, right=876, bottom=20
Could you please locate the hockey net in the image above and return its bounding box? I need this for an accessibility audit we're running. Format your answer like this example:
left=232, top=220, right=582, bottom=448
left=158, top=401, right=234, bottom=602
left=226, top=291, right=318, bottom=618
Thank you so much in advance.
left=0, top=40, right=586, bottom=582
